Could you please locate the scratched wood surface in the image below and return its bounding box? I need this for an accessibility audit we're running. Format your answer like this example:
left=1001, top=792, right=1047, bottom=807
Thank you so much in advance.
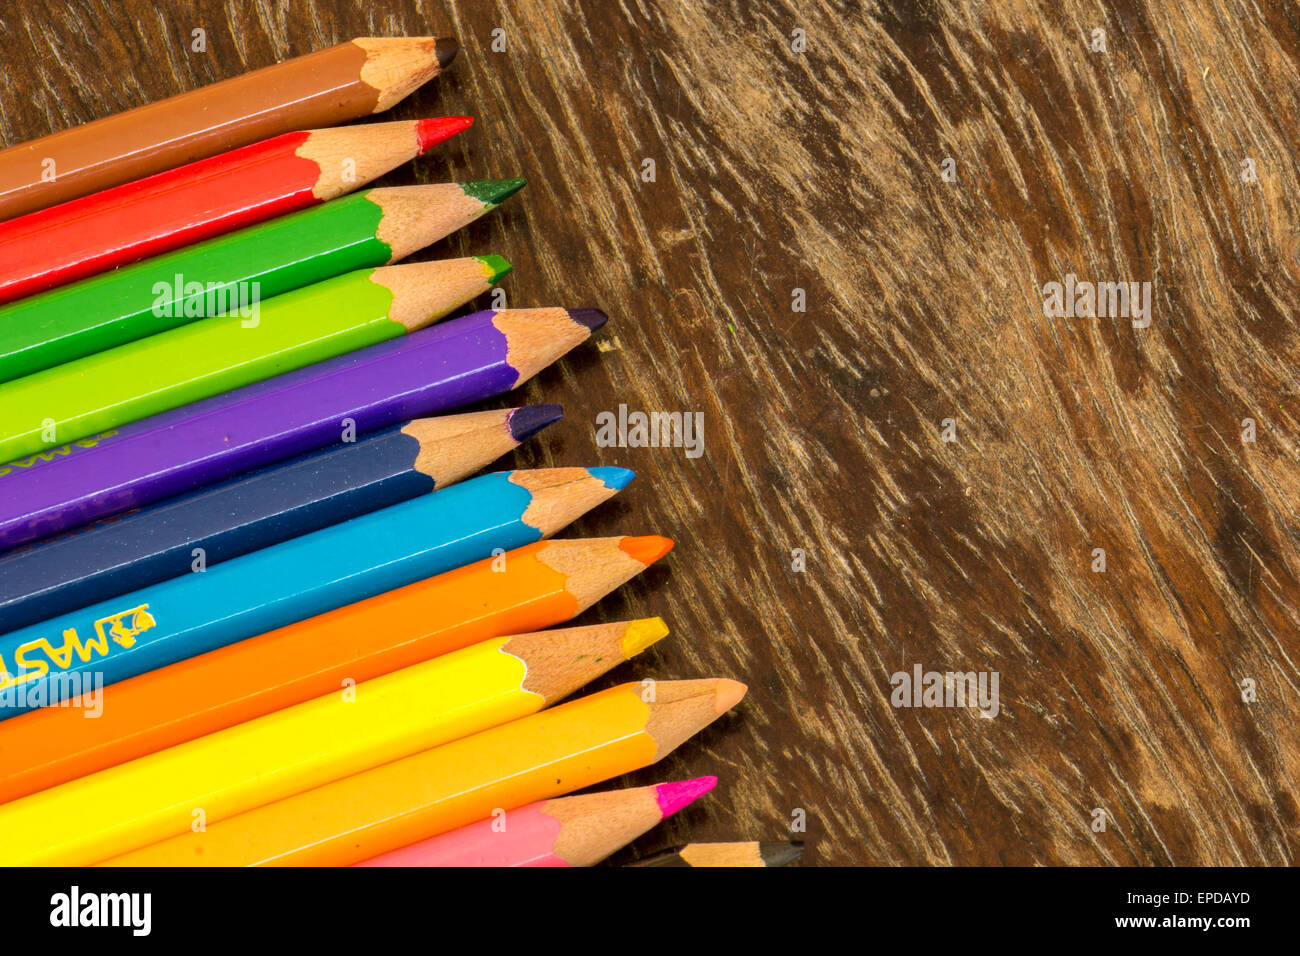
left=1, top=0, right=1296, bottom=866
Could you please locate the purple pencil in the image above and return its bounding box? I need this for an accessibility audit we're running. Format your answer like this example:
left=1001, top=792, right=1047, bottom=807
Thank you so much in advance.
left=0, top=307, right=604, bottom=552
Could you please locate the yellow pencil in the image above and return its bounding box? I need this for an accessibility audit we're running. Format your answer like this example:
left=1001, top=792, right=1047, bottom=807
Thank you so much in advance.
left=0, top=620, right=667, bottom=866
left=105, top=678, right=745, bottom=867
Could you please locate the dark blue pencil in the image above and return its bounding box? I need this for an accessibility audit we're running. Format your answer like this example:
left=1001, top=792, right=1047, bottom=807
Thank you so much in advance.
left=0, top=405, right=560, bottom=633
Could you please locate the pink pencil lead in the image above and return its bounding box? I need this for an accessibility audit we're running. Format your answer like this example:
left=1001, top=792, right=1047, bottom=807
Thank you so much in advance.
left=654, top=775, right=718, bottom=818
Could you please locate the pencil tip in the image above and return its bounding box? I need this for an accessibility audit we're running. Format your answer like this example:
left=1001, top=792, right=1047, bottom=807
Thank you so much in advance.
left=435, top=37, right=459, bottom=69
left=566, top=307, right=607, bottom=331
left=618, top=535, right=674, bottom=565
left=506, top=404, right=563, bottom=443
left=655, top=776, right=718, bottom=818
left=589, top=466, right=634, bottom=491
left=620, top=616, right=669, bottom=658
left=476, top=253, right=512, bottom=284
left=461, top=177, right=527, bottom=206
left=416, top=115, right=473, bottom=152
left=713, top=678, right=748, bottom=715
left=759, top=841, right=805, bottom=866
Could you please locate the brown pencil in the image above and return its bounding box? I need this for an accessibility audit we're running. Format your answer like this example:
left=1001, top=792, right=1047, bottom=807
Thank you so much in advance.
left=628, top=841, right=806, bottom=867
left=0, top=37, right=457, bottom=221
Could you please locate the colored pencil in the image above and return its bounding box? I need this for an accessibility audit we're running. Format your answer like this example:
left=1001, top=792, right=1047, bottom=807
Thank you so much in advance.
left=0, top=536, right=668, bottom=802
left=0, top=468, right=629, bottom=717
left=0, top=117, right=472, bottom=305
left=357, top=777, right=718, bottom=867
left=0, top=620, right=667, bottom=866
left=628, top=842, right=806, bottom=867
left=0, top=37, right=457, bottom=221
left=0, top=406, right=561, bottom=632
left=0, top=179, right=525, bottom=381
left=0, top=256, right=509, bottom=463
left=104, top=678, right=747, bottom=867
left=0, top=307, right=603, bottom=550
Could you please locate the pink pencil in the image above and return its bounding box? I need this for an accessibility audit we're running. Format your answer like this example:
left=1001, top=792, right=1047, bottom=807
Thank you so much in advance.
left=355, top=777, right=717, bottom=867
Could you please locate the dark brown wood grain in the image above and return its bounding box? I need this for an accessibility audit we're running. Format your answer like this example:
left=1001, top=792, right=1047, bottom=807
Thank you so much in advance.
left=1, top=0, right=1296, bottom=865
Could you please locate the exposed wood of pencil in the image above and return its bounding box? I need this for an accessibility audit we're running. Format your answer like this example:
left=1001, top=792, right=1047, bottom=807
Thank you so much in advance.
left=546, top=785, right=674, bottom=866
left=512, top=468, right=621, bottom=535
left=404, top=408, right=527, bottom=485
left=645, top=678, right=747, bottom=761
left=496, top=308, right=600, bottom=384
left=377, top=257, right=498, bottom=331
left=509, top=618, right=668, bottom=704
left=354, top=37, right=456, bottom=112
left=296, top=120, right=435, bottom=201
left=371, top=184, right=495, bottom=262
left=536, top=535, right=674, bottom=611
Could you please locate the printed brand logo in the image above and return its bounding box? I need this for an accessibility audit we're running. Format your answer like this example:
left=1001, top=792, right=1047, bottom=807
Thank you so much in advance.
left=890, top=664, right=1000, bottom=718
left=0, top=603, right=155, bottom=697
left=1040, top=273, right=1152, bottom=328
left=595, top=404, right=705, bottom=459
left=50, top=886, right=151, bottom=936
left=94, top=604, right=156, bottom=650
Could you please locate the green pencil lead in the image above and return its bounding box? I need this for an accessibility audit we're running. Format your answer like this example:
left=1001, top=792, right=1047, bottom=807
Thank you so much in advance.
left=461, top=178, right=527, bottom=207
left=477, top=254, right=513, bottom=284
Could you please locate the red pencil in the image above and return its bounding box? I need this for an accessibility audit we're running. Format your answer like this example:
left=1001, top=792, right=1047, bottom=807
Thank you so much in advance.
left=0, top=116, right=471, bottom=305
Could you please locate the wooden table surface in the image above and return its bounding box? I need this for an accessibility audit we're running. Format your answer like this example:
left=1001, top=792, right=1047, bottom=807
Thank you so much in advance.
left=2, top=0, right=1296, bottom=866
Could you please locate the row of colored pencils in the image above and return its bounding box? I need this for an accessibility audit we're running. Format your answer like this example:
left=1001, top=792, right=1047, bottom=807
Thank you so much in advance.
left=0, top=34, right=798, bottom=867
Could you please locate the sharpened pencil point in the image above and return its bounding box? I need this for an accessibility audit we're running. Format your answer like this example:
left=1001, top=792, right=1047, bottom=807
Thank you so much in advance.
left=590, top=466, right=634, bottom=491
left=619, top=535, right=674, bottom=565
left=477, top=254, right=512, bottom=283
left=506, top=404, right=563, bottom=443
left=759, top=841, right=805, bottom=866
left=434, top=37, right=459, bottom=69
left=621, top=617, right=669, bottom=658
left=567, top=307, right=608, bottom=331
left=461, top=177, right=527, bottom=206
left=655, top=776, right=718, bottom=818
left=416, top=116, right=473, bottom=152
left=714, top=678, right=747, bottom=715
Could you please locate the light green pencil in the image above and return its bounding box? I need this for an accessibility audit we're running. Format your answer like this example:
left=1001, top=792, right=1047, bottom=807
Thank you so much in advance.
left=0, top=255, right=510, bottom=464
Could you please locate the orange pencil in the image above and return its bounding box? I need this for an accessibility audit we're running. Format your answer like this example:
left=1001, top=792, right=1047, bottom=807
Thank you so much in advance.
left=105, top=678, right=746, bottom=866
left=0, top=537, right=670, bottom=803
